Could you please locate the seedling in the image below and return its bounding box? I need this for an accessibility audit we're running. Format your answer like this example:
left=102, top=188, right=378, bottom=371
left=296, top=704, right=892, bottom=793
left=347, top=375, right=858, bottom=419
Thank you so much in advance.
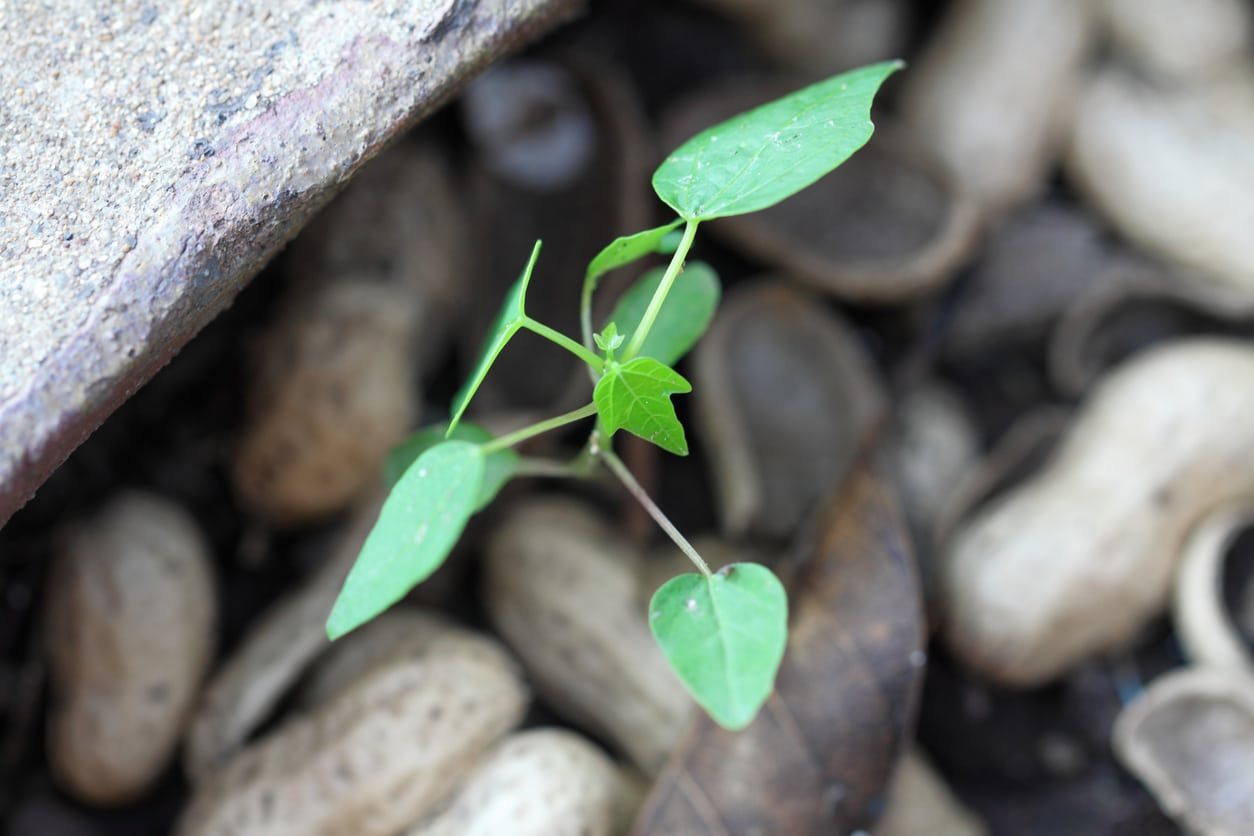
left=327, top=61, right=903, bottom=730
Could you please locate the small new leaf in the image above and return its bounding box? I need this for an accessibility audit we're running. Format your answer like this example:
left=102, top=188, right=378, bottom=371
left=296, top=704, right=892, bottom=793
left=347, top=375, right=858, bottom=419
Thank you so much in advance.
left=593, top=322, right=624, bottom=354
left=607, top=262, right=720, bottom=366
left=327, top=441, right=484, bottom=640
left=649, top=563, right=788, bottom=730
left=653, top=60, right=903, bottom=221
left=585, top=220, right=683, bottom=285
left=594, top=357, right=692, bottom=455
left=448, top=240, right=542, bottom=435
left=384, top=422, right=518, bottom=511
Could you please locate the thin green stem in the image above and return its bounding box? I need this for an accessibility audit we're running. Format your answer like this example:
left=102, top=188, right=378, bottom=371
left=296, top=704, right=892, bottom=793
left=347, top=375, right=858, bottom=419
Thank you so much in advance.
left=480, top=403, right=598, bottom=455
left=596, top=443, right=712, bottom=578
left=514, top=456, right=589, bottom=479
left=580, top=269, right=598, bottom=358
left=620, top=219, right=698, bottom=362
left=523, top=319, right=604, bottom=371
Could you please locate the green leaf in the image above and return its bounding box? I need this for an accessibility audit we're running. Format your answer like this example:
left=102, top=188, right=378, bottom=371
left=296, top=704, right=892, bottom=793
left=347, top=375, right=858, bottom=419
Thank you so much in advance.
left=606, top=262, right=720, bottom=366
left=327, top=441, right=485, bottom=640
left=593, top=322, right=624, bottom=354
left=585, top=220, right=683, bottom=285
left=594, top=357, right=692, bottom=455
left=448, top=240, right=542, bottom=435
left=649, top=563, right=788, bottom=730
left=384, top=422, right=518, bottom=512
left=653, top=60, right=903, bottom=221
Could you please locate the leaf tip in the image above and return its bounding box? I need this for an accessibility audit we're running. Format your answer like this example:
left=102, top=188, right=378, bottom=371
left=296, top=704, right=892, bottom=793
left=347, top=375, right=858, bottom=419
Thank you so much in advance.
left=869, top=58, right=906, bottom=81
left=324, top=600, right=357, bottom=642
left=325, top=572, right=393, bottom=641
left=710, top=706, right=759, bottom=732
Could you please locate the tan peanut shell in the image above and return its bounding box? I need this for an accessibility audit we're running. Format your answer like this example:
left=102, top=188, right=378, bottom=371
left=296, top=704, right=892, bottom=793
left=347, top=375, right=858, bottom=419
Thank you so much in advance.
left=1066, top=67, right=1254, bottom=295
left=890, top=383, right=980, bottom=623
left=483, top=498, right=692, bottom=775
left=185, top=494, right=380, bottom=780
left=891, top=382, right=979, bottom=545
left=177, top=636, right=528, bottom=836
left=1101, top=0, right=1252, bottom=82
left=407, top=728, right=637, bottom=836
left=285, top=141, right=466, bottom=358
left=45, top=491, right=216, bottom=805
left=300, top=608, right=466, bottom=708
left=901, top=0, right=1094, bottom=216
left=1113, top=666, right=1254, bottom=836
left=1173, top=499, right=1254, bottom=672
left=687, top=0, right=908, bottom=76
left=1048, top=268, right=1254, bottom=399
left=231, top=141, right=467, bottom=527
left=878, top=748, right=987, bottom=836
left=231, top=280, right=417, bottom=526
left=693, top=281, right=886, bottom=538
left=942, top=339, right=1254, bottom=686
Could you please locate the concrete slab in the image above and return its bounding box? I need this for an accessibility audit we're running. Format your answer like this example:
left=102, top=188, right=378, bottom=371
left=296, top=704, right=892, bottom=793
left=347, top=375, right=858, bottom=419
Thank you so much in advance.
left=0, top=0, right=581, bottom=525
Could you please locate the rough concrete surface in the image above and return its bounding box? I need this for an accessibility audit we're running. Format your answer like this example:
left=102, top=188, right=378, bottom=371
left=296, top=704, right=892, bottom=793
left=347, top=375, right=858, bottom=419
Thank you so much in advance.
left=0, top=0, right=582, bottom=525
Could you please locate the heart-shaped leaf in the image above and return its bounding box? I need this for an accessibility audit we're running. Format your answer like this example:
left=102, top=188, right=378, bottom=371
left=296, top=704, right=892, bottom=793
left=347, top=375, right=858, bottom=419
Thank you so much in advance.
left=448, top=240, right=541, bottom=435
left=606, top=262, right=720, bottom=366
left=634, top=455, right=924, bottom=833
left=594, top=357, right=692, bottom=455
left=327, top=441, right=485, bottom=639
left=649, top=562, right=788, bottom=730
left=653, top=60, right=903, bottom=221
left=384, top=422, right=517, bottom=511
left=585, top=220, right=683, bottom=286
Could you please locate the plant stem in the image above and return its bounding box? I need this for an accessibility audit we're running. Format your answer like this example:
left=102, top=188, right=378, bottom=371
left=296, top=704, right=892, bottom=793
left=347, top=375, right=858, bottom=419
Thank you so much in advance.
left=620, top=219, right=699, bottom=362
left=596, top=443, right=712, bottom=578
left=523, top=319, right=603, bottom=371
left=514, top=456, right=588, bottom=479
left=480, top=403, right=599, bottom=454
left=580, top=269, right=598, bottom=359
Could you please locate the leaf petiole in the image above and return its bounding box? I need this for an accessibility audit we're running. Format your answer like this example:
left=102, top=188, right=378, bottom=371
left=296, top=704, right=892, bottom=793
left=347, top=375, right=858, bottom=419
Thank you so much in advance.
left=595, top=442, right=712, bottom=578
left=523, top=318, right=604, bottom=371
left=479, top=402, right=599, bottom=455
left=514, top=456, right=593, bottom=479
left=580, top=219, right=684, bottom=357
left=620, top=220, right=699, bottom=361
